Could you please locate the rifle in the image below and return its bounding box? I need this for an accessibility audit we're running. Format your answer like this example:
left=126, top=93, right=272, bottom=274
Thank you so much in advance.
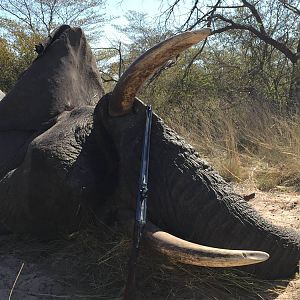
left=123, top=105, right=153, bottom=300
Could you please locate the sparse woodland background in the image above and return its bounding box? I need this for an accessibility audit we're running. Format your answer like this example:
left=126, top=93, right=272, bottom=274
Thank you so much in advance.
left=1, top=0, right=300, bottom=191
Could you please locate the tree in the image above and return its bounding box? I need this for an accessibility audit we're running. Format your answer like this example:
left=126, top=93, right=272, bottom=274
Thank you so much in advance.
left=0, top=20, right=43, bottom=91
left=0, top=0, right=107, bottom=91
left=115, top=11, right=171, bottom=54
left=0, top=0, right=107, bottom=38
left=0, top=37, right=17, bottom=92
left=163, top=0, right=300, bottom=113
left=94, top=11, right=171, bottom=90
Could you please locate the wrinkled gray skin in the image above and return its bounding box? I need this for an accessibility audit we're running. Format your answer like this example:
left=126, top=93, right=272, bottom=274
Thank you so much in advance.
left=0, top=26, right=299, bottom=280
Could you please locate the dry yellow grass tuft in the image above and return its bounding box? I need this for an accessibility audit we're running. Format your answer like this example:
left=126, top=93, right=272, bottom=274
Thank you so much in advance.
left=146, top=93, right=300, bottom=192
left=57, top=224, right=285, bottom=299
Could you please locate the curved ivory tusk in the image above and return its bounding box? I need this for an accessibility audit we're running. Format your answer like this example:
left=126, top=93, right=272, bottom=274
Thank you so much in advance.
left=144, top=223, right=270, bottom=268
left=0, top=89, right=5, bottom=101
left=109, top=28, right=211, bottom=116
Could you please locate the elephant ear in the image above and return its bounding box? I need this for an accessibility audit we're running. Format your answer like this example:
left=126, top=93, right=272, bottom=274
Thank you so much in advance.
left=0, top=25, right=104, bottom=131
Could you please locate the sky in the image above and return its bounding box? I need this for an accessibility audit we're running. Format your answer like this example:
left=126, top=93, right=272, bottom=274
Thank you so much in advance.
left=100, top=0, right=166, bottom=46
left=106, top=0, right=164, bottom=17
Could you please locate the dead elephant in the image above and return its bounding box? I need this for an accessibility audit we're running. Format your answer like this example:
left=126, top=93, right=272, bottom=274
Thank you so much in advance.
left=0, top=25, right=299, bottom=280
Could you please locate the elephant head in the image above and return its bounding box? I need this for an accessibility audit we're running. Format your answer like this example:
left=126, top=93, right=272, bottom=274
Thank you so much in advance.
left=0, top=25, right=299, bottom=280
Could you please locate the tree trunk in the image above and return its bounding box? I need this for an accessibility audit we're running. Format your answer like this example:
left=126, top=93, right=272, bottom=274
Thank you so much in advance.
left=288, top=42, right=300, bottom=114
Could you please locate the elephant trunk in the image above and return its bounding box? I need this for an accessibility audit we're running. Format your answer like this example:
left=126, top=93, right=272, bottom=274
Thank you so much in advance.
left=100, top=27, right=299, bottom=278
left=146, top=116, right=300, bottom=279
left=98, top=95, right=300, bottom=279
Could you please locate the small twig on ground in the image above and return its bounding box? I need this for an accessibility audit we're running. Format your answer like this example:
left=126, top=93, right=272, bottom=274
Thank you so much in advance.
left=9, top=262, right=24, bottom=300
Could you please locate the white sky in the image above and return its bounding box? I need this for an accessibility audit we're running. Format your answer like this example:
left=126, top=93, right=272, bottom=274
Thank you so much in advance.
left=100, top=0, right=199, bottom=46
left=106, top=0, right=164, bottom=16
left=100, top=0, right=165, bottom=46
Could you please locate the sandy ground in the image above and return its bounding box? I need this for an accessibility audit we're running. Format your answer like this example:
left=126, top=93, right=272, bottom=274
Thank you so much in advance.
left=0, top=186, right=299, bottom=299
left=235, top=185, right=300, bottom=300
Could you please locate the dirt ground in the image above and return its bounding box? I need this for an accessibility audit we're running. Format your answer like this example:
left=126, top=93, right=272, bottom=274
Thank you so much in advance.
left=235, top=185, right=300, bottom=300
left=0, top=185, right=299, bottom=299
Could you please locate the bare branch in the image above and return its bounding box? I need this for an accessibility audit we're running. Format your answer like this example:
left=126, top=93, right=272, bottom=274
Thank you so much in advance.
left=22, top=0, right=36, bottom=33
left=92, top=47, right=120, bottom=51
left=241, top=0, right=267, bottom=35
left=45, top=0, right=58, bottom=34
left=183, top=38, right=208, bottom=78
left=0, top=2, right=33, bottom=30
left=207, top=0, right=222, bottom=27
left=101, top=72, right=118, bottom=83
left=162, top=0, right=181, bottom=26
left=183, top=0, right=200, bottom=30
left=117, top=41, right=123, bottom=79
left=208, top=5, right=245, bottom=9
left=278, top=0, right=300, bottom=16
left=213, top=14, right=297, bottom=63
left=39, top=1, right=50, bottom=34
left=0, top=0, right=106, bottom=36
left=146, top=59, right=178, bottom=86
left=186, top=0, right=221, bottom=30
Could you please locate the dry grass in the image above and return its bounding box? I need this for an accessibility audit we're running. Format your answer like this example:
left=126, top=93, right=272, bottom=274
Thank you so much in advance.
left=243, top=117, right=300, bottom=190
left=145, top=92, right=300, bottom=192
left=0, top=210, right=292, bottom=299
left=26, top=224, right=285, bottom=300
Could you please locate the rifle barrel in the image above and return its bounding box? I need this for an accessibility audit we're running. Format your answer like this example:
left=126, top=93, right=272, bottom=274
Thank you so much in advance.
left=123, top=105, right=152, bottom=300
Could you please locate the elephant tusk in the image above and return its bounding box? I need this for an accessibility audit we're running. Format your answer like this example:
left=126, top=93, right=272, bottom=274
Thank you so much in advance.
left=109, top=28, right=211, bottom=116
left=144, top=222, right=270, bottom=267
left=0, top=89, right=5, bottom=101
